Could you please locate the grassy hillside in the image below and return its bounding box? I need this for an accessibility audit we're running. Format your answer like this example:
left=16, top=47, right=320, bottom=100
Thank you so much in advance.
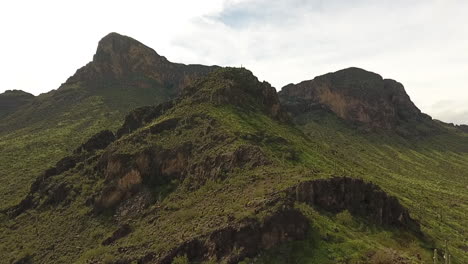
left=0, top=81, right=170, bottom=209
left=1, top=68, right=466, bottom=264
left=254, top=110, right=468, bottom=263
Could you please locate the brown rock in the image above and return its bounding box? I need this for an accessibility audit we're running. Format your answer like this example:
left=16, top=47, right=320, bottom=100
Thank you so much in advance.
left=66, top=32, right=218, bottom=97
left=279, top=67, right=429, bottom=130
left=102, top=224, right=132, bottom=246
left=286, top=177, right=421, bottom=233
left=74, top=130, right=115, bottom=154
left=151, top=208, right=309, bottom=264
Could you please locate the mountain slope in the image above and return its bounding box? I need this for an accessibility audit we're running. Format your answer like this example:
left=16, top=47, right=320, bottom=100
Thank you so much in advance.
left=1, top=35, right=467, bottom=264
left=3, top=68, right=465, bottom=264
left=0, top=33, right=217, bottom=209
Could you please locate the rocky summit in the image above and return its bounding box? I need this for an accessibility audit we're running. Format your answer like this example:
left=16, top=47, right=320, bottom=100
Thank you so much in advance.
left=66, top=32, right=217, bottom=97
left=0, top=33, right=467, bottom=264
left=279, top=67, right=433, bottom=133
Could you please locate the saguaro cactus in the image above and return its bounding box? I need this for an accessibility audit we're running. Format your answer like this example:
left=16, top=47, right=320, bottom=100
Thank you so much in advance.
left=443, top=240, right=449, bottom=264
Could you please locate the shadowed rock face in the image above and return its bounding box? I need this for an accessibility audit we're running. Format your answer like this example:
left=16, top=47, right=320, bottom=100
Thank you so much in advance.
left=279, top=67, right=426, bottom=130
left=74, top=130, right=116, bottom=154
left=133, top=177, right=422, bottom=264
left=286, top=177, right=421, bottom=233
left=94, top=143, right=269, bottom=210
left=66, top=32, right=217, bottom=96
left=101, top=224, right=132, bottom=246
left=456, top=124, right=468, bottom=133
left=141, top=209, right=309, bottom=264
left=116, top=101, right=175, bottom=138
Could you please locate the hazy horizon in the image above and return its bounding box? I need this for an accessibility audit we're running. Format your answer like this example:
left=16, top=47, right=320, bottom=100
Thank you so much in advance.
left=1, top=0, right=467, bottom=124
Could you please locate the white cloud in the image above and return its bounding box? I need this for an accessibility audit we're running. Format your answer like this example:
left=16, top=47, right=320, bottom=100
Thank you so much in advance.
left=0, top=0, right=467, bottom=124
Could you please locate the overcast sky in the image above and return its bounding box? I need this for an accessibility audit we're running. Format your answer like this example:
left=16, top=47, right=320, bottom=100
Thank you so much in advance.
left=1, top=0, right=467, bottom=124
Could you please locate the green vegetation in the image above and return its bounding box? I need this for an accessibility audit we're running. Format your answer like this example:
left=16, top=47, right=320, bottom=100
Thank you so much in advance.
left=254, top=206, right=431, bottom=264
left=0, top=67, right=466, bottom=264
left=0, top=79, right=177, bottom=209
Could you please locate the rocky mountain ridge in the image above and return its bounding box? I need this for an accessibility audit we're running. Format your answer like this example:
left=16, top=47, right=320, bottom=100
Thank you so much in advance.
left=279, top=67, right=438, bottom=135
left=65, top=32, right=218, bottom=97
left=1, top=33, right=467, bottom=264
left=3, top=68, right=428, bottom=264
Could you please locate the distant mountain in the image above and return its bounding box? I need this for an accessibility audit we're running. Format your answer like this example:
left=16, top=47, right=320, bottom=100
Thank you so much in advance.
left=279, top=67, right=439, bottom=135
left=0, top=90, right=34, bottom=118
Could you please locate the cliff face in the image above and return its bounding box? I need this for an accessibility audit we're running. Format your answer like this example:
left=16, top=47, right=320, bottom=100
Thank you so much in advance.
left=286, top=177, right=421, bottom=232
left=66, top=32, right=217, bottom=97
left=279, top=67, right=428, bottom=131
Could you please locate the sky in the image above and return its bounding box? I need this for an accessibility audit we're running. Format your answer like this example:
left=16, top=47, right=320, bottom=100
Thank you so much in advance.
left=0, top=0, right=467, bottom=124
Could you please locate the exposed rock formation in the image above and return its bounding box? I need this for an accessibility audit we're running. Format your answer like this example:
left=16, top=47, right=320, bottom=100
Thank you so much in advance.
left=94, top=143, right=269, bottom=210
left=141, top=208, right=309, bottom=264
left=66, top=32, right=218, bottom=97
left=134, top=177, right=422, bottom=264
left=116, top=101, right=175, bottom=138
left=279, top=67, right=430, bottom=131
left=102, top=224, right=132, bottom=246
left=74, top=130, right=116, bottom=154
left=285, top=177, right=421, bottom=233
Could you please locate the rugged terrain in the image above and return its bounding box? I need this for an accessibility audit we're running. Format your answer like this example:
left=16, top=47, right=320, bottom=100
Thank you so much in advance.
left=0, top=33, right=217, bottom=209
left=279, top=67, right=439, bottom=136
left=0, top=34, right=467, bottom=264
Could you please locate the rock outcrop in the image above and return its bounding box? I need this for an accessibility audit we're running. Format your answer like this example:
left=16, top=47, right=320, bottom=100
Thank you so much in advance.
left=66, top=32, right=218, bottom=97
left=116, top=101, right=175, bottom=138
left=285, top=177, right=421, bottom=233
left=279, top=67, right=431, bottom=131
left=139, top=208, right=309, bottom=264
left=74, top=130, right=116, bottom=154
left=133, top=177, right=422, bottom=264
left=102, top=224, right=132, bottom=246
left=94, top=142, right=269, bottom=210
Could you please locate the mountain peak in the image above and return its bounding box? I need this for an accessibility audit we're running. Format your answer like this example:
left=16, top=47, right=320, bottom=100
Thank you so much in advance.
left=279, top=67, right=429, bottom=132
left=66, top=32, right=168, bottom=84
left=93, top=32, right=165, bottom=65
